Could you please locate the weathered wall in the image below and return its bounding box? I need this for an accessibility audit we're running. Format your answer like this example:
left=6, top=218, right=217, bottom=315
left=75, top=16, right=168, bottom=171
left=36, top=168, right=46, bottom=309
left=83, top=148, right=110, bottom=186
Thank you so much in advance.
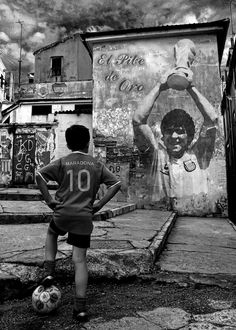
left=19, top=81, right=93, bottom=100
left=0, top=124, right=56, bottom=186
left=92, top=34, right=227, bottom=216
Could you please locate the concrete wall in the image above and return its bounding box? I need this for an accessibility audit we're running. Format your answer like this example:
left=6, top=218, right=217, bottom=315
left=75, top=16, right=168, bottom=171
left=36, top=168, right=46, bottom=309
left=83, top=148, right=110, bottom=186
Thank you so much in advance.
left=92, top=34, right=227, bottom=216
left=54, top=112, right=93, bottom=160
left=14, top=104, right=32, bottom=123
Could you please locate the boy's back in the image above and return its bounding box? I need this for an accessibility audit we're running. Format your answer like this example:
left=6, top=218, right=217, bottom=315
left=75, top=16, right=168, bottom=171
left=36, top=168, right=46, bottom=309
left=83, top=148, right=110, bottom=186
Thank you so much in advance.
left=38, top=151, right=119, bottom=235
left=36, top=125, right=121, bottom=322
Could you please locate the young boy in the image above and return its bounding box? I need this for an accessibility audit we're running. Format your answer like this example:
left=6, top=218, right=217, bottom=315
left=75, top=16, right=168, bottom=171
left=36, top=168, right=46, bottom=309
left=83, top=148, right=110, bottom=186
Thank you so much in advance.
left=36, top=125, right=121, bottom=322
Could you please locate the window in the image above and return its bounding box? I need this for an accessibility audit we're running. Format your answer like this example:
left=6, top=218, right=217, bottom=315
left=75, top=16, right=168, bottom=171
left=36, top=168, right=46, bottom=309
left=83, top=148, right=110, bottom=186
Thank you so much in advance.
left=28, top=72, right=34, bottom=84
left=51, top=57, right=62, bottom=77
left=75, top=104, right=92, bottom=114
left=32, top=105, right=52, bottom=116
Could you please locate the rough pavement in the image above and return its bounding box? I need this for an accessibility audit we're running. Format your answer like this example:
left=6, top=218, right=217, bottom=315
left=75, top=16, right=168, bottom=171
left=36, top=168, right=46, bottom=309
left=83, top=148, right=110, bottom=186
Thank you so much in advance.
left=0, top=189, right=176, bottom=301
left=1, top=187, right=236, bottom=302
left=2, top=300, right=236, bottom=330
left=84, top=307, right=236, bottom=330
left=156, top=216, right=236, bottom=288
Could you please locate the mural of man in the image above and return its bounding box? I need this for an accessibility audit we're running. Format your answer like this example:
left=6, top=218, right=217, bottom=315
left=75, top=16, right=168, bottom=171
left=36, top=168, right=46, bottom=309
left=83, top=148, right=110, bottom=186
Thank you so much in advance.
left=132, top=38, right=219, bottom=211
left=132, top=80, right=218, bottom=207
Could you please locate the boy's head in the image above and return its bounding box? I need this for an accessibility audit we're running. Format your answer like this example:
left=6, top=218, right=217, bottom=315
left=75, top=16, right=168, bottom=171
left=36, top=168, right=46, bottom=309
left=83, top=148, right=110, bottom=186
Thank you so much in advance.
left=65, top=125, right=90, bottom=151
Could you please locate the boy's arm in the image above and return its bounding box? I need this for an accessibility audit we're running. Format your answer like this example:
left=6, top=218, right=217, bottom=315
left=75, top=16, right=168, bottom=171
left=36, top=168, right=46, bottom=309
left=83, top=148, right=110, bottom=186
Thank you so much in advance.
left=36, top=172, right=61, bottom=211
left=93, top=182, right=121, bottom=214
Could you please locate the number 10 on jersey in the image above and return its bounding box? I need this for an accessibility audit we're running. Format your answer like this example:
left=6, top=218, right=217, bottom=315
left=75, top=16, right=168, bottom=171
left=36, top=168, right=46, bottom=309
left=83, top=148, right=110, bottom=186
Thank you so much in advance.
left=67, top=169, right=91, bottom=192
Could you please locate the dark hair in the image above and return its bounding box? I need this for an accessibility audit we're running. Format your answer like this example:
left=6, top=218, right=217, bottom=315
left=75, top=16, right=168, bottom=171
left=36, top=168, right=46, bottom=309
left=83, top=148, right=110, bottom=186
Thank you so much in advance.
left=161, top=109, right=195, bottom=144
left=65, top=125, right=90, bottom=151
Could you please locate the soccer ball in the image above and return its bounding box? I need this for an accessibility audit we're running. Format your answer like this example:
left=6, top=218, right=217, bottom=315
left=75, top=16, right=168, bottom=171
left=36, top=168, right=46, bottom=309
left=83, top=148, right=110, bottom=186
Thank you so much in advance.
left=32, top=284, right=61, bottom=314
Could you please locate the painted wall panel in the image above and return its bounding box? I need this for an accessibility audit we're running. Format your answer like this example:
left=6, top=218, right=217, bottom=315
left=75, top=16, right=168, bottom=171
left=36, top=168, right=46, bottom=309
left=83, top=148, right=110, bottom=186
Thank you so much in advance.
left=0, top=128, right=13, bottom=185
left=92, top=34, right=227, bottom=216
left=12, top=133, right=36, bottom=184
left=0, top=125, right=56, bottom=186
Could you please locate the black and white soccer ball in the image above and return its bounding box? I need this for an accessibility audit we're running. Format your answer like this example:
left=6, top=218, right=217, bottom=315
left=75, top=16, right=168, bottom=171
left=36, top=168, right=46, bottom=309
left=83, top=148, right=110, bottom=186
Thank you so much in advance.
left=32, top=284, right=61, bottom=314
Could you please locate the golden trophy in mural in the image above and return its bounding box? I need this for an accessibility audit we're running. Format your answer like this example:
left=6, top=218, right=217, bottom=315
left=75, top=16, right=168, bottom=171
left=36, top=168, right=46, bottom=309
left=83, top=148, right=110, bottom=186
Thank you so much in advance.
left=166, top=39, right=196, bottom=90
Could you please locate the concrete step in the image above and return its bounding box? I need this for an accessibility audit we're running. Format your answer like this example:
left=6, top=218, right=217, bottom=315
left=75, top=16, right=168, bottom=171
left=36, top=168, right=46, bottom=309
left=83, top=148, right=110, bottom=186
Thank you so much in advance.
left=0, top=187, right=53, bottom=201
left=0, top=200, right=137, bottom=224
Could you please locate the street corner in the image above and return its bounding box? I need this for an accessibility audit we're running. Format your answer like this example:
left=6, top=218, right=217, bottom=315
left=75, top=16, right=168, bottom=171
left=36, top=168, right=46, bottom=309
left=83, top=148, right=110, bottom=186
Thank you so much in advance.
left=87, top=248, right=154, bottom=279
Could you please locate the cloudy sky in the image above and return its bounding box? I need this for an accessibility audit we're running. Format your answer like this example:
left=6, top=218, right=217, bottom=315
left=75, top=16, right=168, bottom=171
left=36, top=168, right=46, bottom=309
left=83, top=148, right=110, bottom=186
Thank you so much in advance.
left=0, top=0, right=235, bottom=75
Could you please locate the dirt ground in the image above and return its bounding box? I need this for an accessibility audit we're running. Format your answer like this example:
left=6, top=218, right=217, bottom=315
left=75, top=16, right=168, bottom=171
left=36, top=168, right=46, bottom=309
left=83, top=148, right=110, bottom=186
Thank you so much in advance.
left=1, top=278, right=236, bottom=330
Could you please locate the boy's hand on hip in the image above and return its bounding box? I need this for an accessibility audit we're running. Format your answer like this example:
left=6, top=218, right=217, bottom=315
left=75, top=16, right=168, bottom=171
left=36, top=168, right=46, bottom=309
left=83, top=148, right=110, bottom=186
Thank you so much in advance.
left=92, top=202, right=102, bottom=214
left=47, top=198, right=61, bottom=211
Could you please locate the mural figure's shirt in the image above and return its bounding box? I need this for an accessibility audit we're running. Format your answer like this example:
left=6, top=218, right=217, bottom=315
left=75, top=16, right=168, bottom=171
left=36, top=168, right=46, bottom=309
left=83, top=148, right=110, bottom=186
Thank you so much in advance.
left=38, top=151, right=120, bottom=235
left=145, top=125, right=216, bottom=203
left=151, top=146, right=208, bottom=201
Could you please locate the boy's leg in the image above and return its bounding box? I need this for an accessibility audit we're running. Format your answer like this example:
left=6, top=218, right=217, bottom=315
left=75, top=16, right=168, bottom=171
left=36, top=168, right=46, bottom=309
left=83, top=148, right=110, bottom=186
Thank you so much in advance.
left=72, top=246, right=88, bottom=320
left=43, top=226, right=59, bottom=277
left=72, top=246, right=88, bottom=298
left=42, top=220, right=66, bottom=284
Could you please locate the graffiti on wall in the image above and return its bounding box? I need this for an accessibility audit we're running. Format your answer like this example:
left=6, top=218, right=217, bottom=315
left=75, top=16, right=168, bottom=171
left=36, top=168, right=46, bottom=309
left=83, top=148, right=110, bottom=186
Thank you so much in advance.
left=0, top=125, right=56, bottom=186
left=12, top=134, right=36, bottom=184
left=0, top=129, right=12, bottom=185
left=35, top=130, right=55, bottom=170
left=93, top=35, right=227, bottom=216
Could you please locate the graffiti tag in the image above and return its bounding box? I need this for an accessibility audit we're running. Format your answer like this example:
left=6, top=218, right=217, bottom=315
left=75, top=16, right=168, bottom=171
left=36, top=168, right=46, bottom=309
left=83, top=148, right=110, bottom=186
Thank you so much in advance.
left=13, top=134, right=36, bottom=184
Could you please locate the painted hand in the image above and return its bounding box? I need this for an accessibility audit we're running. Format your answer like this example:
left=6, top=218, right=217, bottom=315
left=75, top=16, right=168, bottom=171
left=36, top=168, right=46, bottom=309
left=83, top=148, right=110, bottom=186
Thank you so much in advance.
left=160, top=81, right=169, bottom=92
left=92, top=202, right=102, bottom=214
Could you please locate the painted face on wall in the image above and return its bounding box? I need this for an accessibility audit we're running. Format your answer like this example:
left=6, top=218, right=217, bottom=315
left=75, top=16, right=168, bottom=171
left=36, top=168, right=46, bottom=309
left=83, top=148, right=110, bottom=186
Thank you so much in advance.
left=162, top=125, right=189, bottom=159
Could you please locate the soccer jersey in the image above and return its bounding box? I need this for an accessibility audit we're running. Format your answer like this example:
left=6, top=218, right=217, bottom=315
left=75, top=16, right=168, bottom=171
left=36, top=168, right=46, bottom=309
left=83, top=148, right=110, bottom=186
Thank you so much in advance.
left=37, top=151, right=120, bottom=235
left=151, top=146, right=208, bottom=200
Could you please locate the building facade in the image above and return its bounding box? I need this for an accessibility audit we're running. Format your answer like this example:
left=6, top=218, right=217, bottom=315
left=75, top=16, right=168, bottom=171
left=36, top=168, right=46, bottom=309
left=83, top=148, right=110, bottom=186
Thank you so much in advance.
left=221, top=36, right=236, bottom=223
left=0, top=34, right=93, bottom=186
left=83, top=19, right=229, bottom=216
